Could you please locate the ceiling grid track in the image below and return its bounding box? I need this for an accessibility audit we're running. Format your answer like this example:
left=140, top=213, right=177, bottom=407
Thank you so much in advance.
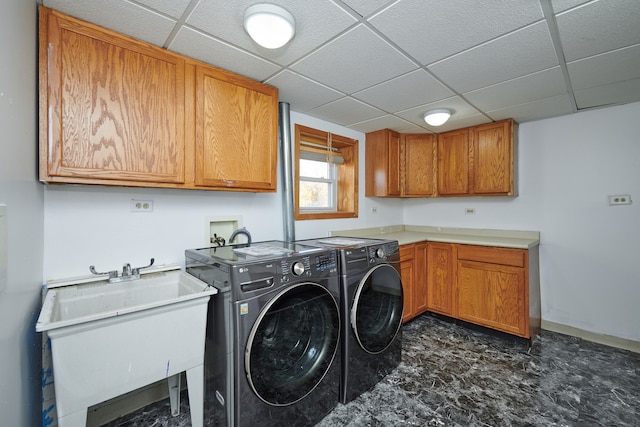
left=539, top=0, right=578, bottom=113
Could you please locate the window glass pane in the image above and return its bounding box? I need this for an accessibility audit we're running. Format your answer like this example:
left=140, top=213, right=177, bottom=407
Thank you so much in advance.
left=299, top=180, right=332, bottom=208
left=300, top=159, right=329, bottom=179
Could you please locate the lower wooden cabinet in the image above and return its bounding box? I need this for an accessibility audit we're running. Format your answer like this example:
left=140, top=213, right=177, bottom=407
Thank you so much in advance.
left=401, top=241, right=540, bottom=338
left=426, top=242, right=455, bottom=316
left=400, top=242, right=428, bottom=323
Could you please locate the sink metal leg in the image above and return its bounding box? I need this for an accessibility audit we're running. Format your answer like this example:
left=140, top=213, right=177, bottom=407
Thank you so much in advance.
left=57, top=408, right=87, bottom=427
left=168, top=373, right=181, bottom=416
left=186, top=364, right=204, bottom=427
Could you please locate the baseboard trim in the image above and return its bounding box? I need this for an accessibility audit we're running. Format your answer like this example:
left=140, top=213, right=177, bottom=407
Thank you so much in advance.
left=541, top=320, right=640, bottom=354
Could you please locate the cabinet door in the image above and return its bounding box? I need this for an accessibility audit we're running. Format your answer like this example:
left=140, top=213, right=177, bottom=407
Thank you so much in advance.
left=365, top=129, right=401, bottom=196
left=437, top=129, right=469, bottom=195
left=194, top=65, right=278, bottom=191
left=457, top=260, right=526, bottom=336
left=413, top=242, right=429, bottom=315
left=471, top=119, right=514, bottom=195
left=399, top=244, right=414, bottom=323
left=40, top=7, right=186, bottom=185
left=426, top=242, right=454, bottom=316
left=402, top=134, right=436, bottom=197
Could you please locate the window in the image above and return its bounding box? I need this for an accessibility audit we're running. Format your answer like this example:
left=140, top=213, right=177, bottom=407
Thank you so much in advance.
left=294, top=125, right=358, bottom=220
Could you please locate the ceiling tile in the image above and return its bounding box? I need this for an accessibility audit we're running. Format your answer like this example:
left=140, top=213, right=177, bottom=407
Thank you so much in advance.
left=574, top=78, right=640, bottom=110
left=486, top=94, right=575, bottom=123
left=567, top=44, right=640, bottom=91
left=265, top=70, right=343, bottom=112
left=133, top=0, right=193, bottom=19
left=291, top=25, right=417, bottom=94
left=428, top=21, right=558, bottom=93
left=307, top=97, right=386, bottom=126
left=43, top=0, right=177, bottom=46
left=349, top=115, right=430, bottom=134
left=352, top=69, right=454, bottom=113
left=464, top=67, right=568, bottom=111
left=169, top=27, right=281, bottom=81
left=556, top=0, right=640, bottom=62
left=340, top=0, right=395, bottom=17
left=550, top=0, right=592, bottom=13
left=42, top=0, right=640, bottom=134
left=185, top=0, right=356, bottom=66
left=369, top=0, right=543, bottom=64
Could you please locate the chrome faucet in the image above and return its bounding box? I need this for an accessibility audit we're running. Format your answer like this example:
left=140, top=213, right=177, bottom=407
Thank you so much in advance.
left=229, top=227, right=252, bottom=245
left=90, top=258, right=155, bottom=283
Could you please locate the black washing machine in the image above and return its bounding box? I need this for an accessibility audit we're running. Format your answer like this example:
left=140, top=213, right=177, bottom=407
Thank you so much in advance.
left=297, top=237, right=404, bottom=404
left=185, top=241, right=340, bottom=427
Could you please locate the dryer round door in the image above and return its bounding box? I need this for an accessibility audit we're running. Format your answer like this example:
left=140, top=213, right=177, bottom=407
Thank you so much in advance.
left=351, top=263, right=403, bottom=354
left=245, top=282, right=340, bottom=406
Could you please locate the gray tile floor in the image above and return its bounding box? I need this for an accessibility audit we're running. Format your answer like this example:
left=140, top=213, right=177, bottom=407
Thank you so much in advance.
left=102, top=314, right=640, bottom=426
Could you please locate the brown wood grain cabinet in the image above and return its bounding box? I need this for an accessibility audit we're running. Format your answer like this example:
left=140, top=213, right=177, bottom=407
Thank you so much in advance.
left=365, top=130, right=436, bottom=197
left=39, top=6, right=187, bottom=186
left=456, top=245, right=534, bottom=338
left=39, top=6, right=278, bottom=192
left=437, top=129, right=470, bottom=195
left=400, top=242, right=428, bottom=323
left=402, top=134, right=437, bottom=197
left=403, top=239, right=539, bottom=338
left=427, top=242, right=541, bottom=338
left=437, top=119, right=516, bottom=196
left=194, top=65, right=277, bottom=191
left=426, top=242, right=455, bottom=316
left=366, top=119, right=516, bottom=198
left=365, top=129, right=401, bottom=197
left=471, top=119, right=515, bottom=195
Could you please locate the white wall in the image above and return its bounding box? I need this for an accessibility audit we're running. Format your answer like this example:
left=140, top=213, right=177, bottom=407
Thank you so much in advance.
left=43, top=112, right=402, bottom=279
left=0, top=0, right=44, bottom=425
left=404, top=101, right=640, bottom=342
left=44, top=103, right=640, bottom=343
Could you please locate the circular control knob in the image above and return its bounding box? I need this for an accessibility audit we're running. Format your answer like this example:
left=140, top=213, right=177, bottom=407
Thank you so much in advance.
left=375, top=248, right=385, bottom=258
left=292, top=261, right=305, bottom=276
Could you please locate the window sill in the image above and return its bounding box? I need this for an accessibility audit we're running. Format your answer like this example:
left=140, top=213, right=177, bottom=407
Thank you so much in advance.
left=295, top=211, right=358, bottom=221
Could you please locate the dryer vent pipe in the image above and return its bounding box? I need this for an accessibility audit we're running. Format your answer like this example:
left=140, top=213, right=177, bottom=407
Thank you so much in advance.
left=278, top=102, right=295, bottom=242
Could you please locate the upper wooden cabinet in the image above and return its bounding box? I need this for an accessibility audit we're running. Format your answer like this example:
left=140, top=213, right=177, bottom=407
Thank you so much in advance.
left=438, top=119, right=516, bottom=197
left=365, top=130, right=436, bottom=197
left=365, top=119, right=516, bottom=198
left=39, top=7, right=278, bottom=192
left=39, top=7, right=186, bottom=185
left=471, top=119, right=515, bottom=195
left=402, top=134, right=437, bottom=197
left=194, top=65, right=277, bottom=191
left=437, top=129, right=469, bottom=196
left=365, top=129, right=401, bottom=197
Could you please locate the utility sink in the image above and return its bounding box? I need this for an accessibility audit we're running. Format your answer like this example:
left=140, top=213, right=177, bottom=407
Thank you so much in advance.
left=36, top=266, right=216, bottom=427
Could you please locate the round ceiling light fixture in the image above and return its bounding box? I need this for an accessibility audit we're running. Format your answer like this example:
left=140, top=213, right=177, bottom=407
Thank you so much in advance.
left=244, top=3, right=295, bottom=49
left=423, top=109, right=453, bottom=126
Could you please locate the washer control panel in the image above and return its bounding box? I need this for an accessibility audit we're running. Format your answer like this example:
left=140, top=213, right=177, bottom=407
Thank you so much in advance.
left=279, top=251, right=337, bottom=281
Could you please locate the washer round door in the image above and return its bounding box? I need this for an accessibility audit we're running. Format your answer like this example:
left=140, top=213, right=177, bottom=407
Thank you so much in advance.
left=351, top=263, right=403, bottom=354
left=245, top=282, right=340, bottom=406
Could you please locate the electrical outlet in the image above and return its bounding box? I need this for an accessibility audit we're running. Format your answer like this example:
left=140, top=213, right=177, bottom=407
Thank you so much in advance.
left=608, top=195, right=632, bottom=206
left=371, top=207, right=378, bottom=214
left=131, top=199, right=153, bottom=212
left=465, top=207, right=476, bottom=215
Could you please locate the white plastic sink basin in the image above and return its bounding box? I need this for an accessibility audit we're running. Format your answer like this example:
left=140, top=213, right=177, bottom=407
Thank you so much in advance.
left=36, top=266, right=216, bottom=427
left=37, top=268, right=215, bottom=331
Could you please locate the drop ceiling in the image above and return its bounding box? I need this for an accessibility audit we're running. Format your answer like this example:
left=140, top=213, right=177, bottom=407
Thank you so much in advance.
left=39, top=0, right=640, bottom=133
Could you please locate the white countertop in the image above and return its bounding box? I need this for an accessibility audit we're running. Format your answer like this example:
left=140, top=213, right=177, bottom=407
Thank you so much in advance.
left=331, top=225, right=539, bottom=249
